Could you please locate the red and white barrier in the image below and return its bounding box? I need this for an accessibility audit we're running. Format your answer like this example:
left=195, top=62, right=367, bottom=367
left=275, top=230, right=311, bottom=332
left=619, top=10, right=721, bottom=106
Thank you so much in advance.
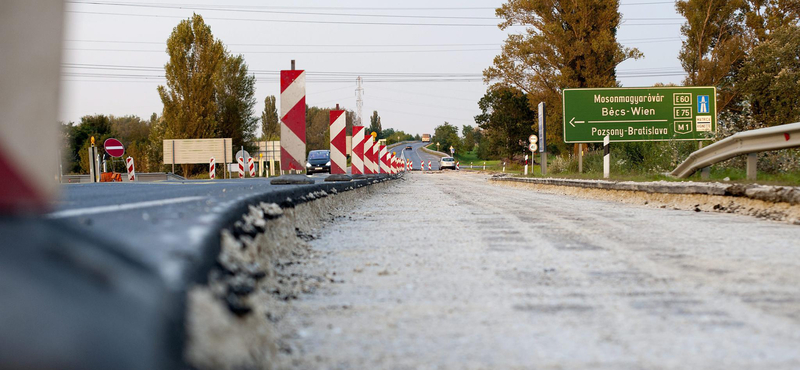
left=379, top=145, right=388, bottom=174
left=248, top=157, right=256, bottom=177
left=456, top=161, right=460, bottom=170
left=351, top=126, right=364, bottom=175
left=209, top=157, right=216, bottom=179
left=280, top=68, right=306, bottom=172
left=373, top=141, right=381, bottom=174
left=420, top=160, right=424, bottom=171
left=363, top=136, right=374, bottom=174
left=126, top=156, right=136, bottom=181
left=329, top=109, right=346, bottom=174
left=238, top=157, right=245, bottom=179
left=428, top=160, right=432, bottom=171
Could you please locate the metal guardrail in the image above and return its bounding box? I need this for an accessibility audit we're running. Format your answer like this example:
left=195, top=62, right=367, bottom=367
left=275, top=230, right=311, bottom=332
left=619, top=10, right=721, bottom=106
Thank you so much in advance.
left=671, top=122, right=800, bottom=179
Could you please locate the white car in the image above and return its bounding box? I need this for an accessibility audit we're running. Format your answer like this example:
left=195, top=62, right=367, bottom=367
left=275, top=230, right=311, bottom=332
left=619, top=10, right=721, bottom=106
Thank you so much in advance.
left=439, top=156, right=456, bottom=170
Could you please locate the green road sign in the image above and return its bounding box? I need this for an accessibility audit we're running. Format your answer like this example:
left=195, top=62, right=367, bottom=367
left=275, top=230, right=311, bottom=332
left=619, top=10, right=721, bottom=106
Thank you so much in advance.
left=562, top=87, right=717, bottom=143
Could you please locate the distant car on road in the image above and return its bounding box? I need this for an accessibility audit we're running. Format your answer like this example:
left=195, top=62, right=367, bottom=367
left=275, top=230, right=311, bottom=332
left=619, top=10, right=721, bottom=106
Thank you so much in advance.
left=405, top=145, right=413, bottom=150
left=306, top=150, right=331, bottom=174
left=439, top=156, right=456, bottom=170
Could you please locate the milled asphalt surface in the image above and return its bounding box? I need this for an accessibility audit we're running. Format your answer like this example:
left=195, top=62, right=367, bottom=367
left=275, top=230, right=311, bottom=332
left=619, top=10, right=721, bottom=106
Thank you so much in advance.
left=278, top=171, right=800, bottom=369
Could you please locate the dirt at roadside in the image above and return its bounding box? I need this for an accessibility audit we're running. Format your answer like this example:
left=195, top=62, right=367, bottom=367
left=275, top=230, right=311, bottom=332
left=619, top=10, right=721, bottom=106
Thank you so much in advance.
left=491, top=177, right=800, bottom=225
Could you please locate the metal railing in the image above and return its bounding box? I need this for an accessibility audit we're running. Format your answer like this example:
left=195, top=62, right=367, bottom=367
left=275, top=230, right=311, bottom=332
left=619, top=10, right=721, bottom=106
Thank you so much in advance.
left=671, top=122, right=800, bottom=179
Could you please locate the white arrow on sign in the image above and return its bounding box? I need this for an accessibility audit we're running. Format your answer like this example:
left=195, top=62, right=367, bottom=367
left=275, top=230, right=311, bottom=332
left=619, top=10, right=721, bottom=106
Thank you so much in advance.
left=569, top=117, right=588, bottom=127
left=569, top=117, right=587, bottom=127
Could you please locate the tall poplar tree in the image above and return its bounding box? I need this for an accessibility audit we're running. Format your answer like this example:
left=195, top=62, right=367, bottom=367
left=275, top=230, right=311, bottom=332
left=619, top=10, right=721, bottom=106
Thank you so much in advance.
left=261, top=95, right=279, bottom=140
left=484, top=0, right=641, bottom=153
left=368, top=111, right=382, bottom=138
left=158, top=14, right=224, bottom=175
left=216, top=54, right=257, bottom=150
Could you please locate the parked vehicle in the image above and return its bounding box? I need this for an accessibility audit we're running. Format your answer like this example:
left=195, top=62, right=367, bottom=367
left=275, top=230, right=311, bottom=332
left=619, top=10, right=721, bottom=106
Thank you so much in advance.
left=306, top=150, right=331, bottom=174
left=439, top=156, right=456, bottom=170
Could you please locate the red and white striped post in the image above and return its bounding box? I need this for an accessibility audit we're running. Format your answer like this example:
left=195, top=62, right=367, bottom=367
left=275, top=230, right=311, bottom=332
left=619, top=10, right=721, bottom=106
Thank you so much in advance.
left=372, top=141, right=381, bottom=174
left=329, top=107, right=347, bottom=174
left=363, top=136, right=374, bottom=174
left=248, top=157, right=256, bottom=177
left=209, top=157, right=216, bottom=179
left=390, top=154, right=396, bottom=174
left=456, top=161, right=460, bottom=170
left=351, top=125, right=364, bottom=175
left=125, top=156, right=136, bottom=181
left=420, top=160, right=424, bottom=171
left=428, top=160, right=432, bottom=171
left=238, top=157, right=245, bottom=179
left=379, top=145, right=388, bottom=174
left=280, top=61, right=306, bottom=173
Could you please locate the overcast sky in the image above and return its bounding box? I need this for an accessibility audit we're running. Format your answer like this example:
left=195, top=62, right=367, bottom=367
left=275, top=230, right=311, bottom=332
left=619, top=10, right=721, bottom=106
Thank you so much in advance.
left=60, top=0, right=685, bottom=136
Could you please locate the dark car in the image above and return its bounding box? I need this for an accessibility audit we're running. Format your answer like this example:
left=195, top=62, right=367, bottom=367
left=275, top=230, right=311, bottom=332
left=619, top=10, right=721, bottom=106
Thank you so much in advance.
left=405, top=146, right=413, bottom=150
left=306, top=150, right=331, bottom=174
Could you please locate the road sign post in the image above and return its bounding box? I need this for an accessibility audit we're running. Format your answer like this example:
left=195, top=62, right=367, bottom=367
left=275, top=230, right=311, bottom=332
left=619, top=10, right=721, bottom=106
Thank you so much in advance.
left=88, top=137, right=98, bottom=183
left=538, top=102, right=547, bottom=175
left=528, top=135, right=538, bottom=176
left=563, top=87, right=717, bottom=143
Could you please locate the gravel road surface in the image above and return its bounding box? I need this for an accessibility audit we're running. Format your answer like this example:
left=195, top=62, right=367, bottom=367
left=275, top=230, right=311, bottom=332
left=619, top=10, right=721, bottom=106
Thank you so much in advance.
left=277, top=171, right=800, bottom=369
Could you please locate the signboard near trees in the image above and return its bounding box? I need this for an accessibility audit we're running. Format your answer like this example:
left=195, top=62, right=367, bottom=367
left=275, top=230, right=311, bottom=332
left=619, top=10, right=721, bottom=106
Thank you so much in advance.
left=563, top=87, right=717, bottom=143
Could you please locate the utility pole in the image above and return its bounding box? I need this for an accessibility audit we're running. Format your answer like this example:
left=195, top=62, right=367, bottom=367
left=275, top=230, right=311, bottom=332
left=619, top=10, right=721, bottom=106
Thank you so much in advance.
left=355, top=76, right=364, bottom=127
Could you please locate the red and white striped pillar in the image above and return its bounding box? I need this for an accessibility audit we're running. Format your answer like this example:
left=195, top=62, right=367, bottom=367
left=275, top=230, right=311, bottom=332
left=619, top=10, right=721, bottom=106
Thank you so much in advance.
left=248, top=157, right=256, bottom=177
left=351, top=126, right=364, bottom=175
left=363, top=136, right=374, bottom=174
left=456, top=161, right=460, bottom=170
left=280, top=64, right=306, bottom=173
left=238, top=157, right=245, bottom=179
left=209, top=157, right=216, bottom=179
left=428, top=160, right=432, bottom=171
left=372, top=141, right=381, bottom=174
left=329, top=108, right=347, bottom=174
left=379, top=145, right=388, bottom=174
left=126, top=156, right=136, bottom=181
left=420, top=160, right=424, bottom=171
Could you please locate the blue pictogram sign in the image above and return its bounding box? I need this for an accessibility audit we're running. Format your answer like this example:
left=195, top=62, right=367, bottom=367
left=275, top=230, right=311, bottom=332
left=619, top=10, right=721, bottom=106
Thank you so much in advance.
left=698, top=95, right=709, bottom=114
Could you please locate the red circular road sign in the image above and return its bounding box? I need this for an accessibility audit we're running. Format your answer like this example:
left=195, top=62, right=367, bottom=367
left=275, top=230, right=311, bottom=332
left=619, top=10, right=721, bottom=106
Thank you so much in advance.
left=104, top=138, right=125, bottom=158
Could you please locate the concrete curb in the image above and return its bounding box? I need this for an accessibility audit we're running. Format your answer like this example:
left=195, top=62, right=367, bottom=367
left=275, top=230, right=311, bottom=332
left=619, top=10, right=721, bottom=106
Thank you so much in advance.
left=489, top=176, right=800, bottom=205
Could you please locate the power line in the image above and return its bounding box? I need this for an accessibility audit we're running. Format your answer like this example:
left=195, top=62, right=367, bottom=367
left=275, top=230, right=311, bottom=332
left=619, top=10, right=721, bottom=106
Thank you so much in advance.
left=67, top=1, right=498, bottom=11
left=67, top=10, right=508, bottom=27
left=67, top=1, right=500, bottom=20
left=65, top=39, right=503, bottom=47
left=66, top=9, right=682, bottom=27
left=63, top=47, right=501, bottom=54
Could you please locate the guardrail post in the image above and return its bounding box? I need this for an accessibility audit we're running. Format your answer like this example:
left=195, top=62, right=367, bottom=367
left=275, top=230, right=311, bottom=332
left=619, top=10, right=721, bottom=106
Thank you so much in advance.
left=701, top=167, right=710, bottom=180
left=747, top=153, right=757, bottom=180
left=578, top=143, right=583, bottom=173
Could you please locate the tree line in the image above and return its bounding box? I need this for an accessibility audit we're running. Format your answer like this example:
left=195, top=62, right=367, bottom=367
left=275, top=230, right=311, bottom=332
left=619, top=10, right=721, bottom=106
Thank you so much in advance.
left=474, top=0, right=799, bottom=164
left=60, top=14, right=417, bottom=176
